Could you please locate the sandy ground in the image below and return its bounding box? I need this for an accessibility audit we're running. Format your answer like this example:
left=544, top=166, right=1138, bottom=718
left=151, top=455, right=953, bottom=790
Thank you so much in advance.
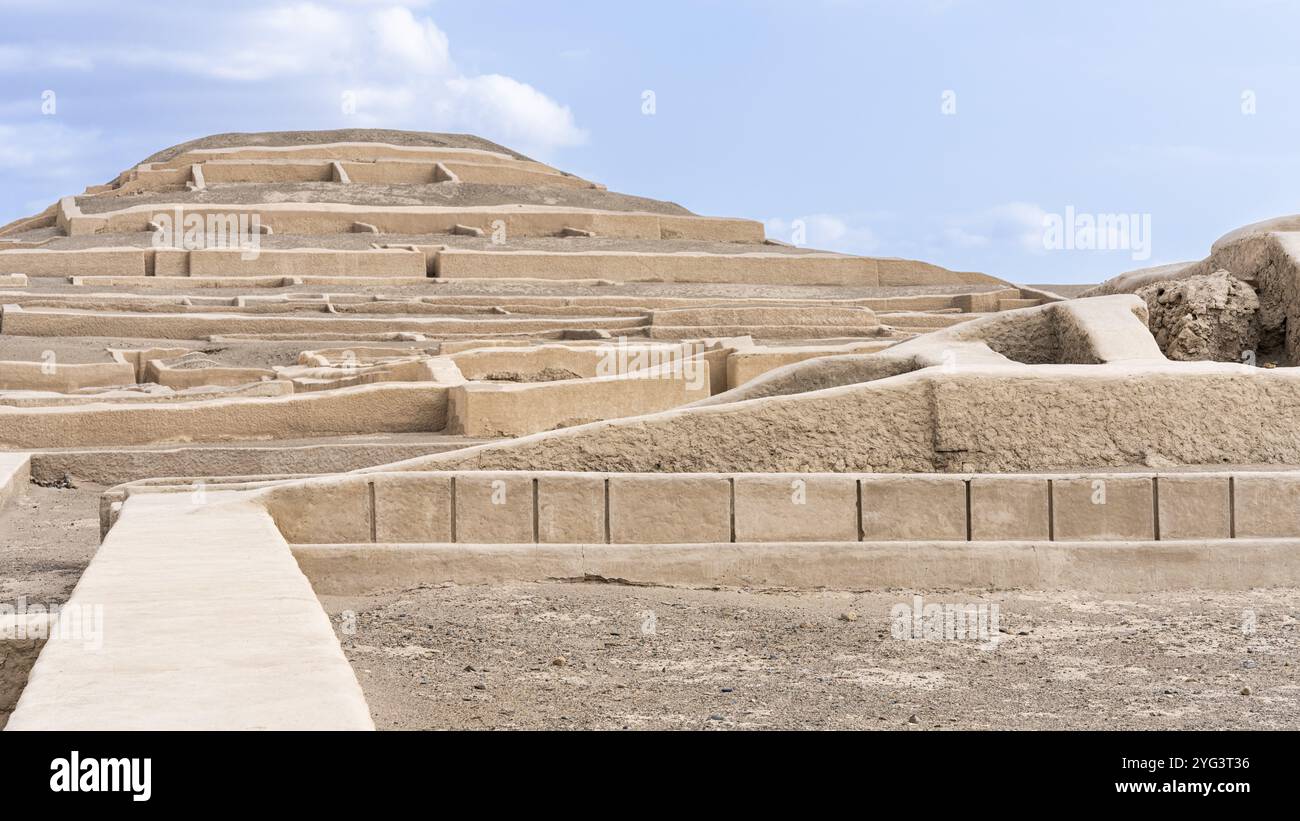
left=321, top=582, right=1300, bottom=731
left=0, top=484, right=103, bottom=605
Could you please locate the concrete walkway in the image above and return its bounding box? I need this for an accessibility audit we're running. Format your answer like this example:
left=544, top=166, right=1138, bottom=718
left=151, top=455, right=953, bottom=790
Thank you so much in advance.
left=6, top=490, right=372, bottom=730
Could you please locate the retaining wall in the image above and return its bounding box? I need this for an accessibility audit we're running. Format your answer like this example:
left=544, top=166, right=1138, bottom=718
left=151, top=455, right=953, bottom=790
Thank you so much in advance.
left=148, top=142, right=554, bottom=172
left=0, top=247, right=429, bottom=280
left=725, top=342, right=895, bottom=389
left=436, top=249, right=880, bottom=285
left=260, top=470, right=1284, bottom=547
left=449, top=342, right=701, bottom=381
left=649, top=305, right=877, bottom=328
left=291, top=539, right=1300, bottom=594
left=65, top=203, right=765, bottom=242
left=0, top=384, right=449, bottom=448
left=446, top=364, right=712, bottom=437
left=0, top=248, right=148, bottom=277
left=0, top=360, right=136, bottom=392
left=0, top=304, right=649, bottom=340
left=436, top=249, right=1004, bottom=286
left=143, top=361, right=277, bottom=390
left=188, top=248, right=426, bottom=278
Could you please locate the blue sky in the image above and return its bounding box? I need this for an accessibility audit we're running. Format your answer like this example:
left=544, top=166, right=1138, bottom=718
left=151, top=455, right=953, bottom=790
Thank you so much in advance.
left=1, top=0, right=1297, bottom=283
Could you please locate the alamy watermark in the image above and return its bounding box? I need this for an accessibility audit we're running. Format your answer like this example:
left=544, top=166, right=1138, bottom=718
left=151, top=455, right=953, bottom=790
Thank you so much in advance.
left=150, top=207, right=263, bottom=260
left=1042, top=206, right=1151, bottom=261
left=891, top=595, right=1000, bottom=649
left=0, top=596, right=103, bottom=651
left=50, top=751, right=151, bottom=801
left=596, top=337, right=708, bottom=392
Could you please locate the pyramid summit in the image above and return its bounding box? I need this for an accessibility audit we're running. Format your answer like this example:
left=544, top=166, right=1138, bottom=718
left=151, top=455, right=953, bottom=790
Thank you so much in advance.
left=2, top=129, right=1004, bottom=289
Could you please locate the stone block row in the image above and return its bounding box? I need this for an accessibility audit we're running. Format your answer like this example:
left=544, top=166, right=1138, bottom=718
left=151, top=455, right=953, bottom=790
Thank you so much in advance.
left=272, top=471, right=1294, bottom=545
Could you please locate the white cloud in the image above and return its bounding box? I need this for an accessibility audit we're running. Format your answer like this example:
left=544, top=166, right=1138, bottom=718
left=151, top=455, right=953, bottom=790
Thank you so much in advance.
left=0, top=121, right=103, bottom=178
left=369, top=6, right=451, bottom=76
left=334, top=0, right=432, bottom=5
left=765, top=213, right=882, bottom=253
left=443, top=75, right=585, bottom=152
left=0, top=3, right=587, bottom=153
left=763, top=203, right=1054, bottom=260
left=1104, top=143, right=1300, bottom=173
left=941, top=202, right=1050, bottom=254
left=0, top=44, right=94, bottom=71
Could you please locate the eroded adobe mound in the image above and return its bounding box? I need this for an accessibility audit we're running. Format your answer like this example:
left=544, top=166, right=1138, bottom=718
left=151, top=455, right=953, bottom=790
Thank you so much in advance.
left=1136, top=270, right=1261, bottom=362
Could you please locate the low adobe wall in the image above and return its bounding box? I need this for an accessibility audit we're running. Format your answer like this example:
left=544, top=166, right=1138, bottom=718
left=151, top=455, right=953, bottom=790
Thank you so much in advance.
left=0, top=246, right=423, bottom=280
left=449, top=342, right=696, bottom=380
left=0, top=248, right=148, bottom=277
left=0, top=304, right=648, bottom=340
left=339, top=160, right=438, bottom=185
left=435, top=250, right=1004, bottom=286
left=90, top=165, right=192, bottom=198
left=143, top=360, right=277, bottom=390
left=725, top=341, right=895, bottom=389
left=297, top=346, right=435, bottom=367
left=0, top=383, right=449, bottom=448
left=446, top=363, right=712, bottom=437
left=331, top=159, right=588, bottom=188
left=198, top=160, right=334, bottom=184
left=255, top=468, right=1300, bottom=593
left=264, top=470, right=1271, bottom=547
left=188, top=248, right=426, bottom=278
left=435, top=249, right=880, bottom=285
left=147, top=141, right=554, bottom=173
left=438, top=160, right=591, bottom=188
left=109, top=347, right=193, bottom=381
left=277, top=357, right=452, bottom=393
left=647, top=324, right=886, bottom=340
left=33, top=437, right=484, bottom=487
left=876, top=311, right=972, bottom=329
left=68, top=203, right=765, bottom=242
left=0, top=360, right=136, bottom=392
left=292, top=539, right=1300, bottom=595
left=0, top=381, right=291, bottom=408
left=649, top=305, right=877, bottom=327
